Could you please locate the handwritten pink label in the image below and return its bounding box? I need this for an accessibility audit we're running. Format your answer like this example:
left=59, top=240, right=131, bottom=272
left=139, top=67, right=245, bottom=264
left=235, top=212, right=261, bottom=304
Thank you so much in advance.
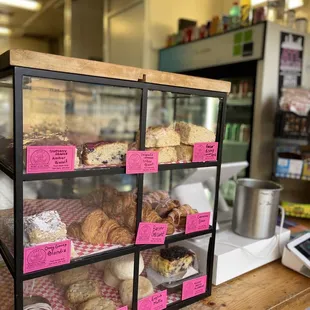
left=126, top=151, right=158, bottom=174
left=26, top=146, right=75, bottom=174
left=24, top=240, right=71, bottom=273
left=192, top=142, right=218, bottom=162
left=182, top=275, right=207, bottom=300
left=118, top=307, right=128, bottom=310
left=135, top=223, right=167, bottom=245
left=138, top=290, right=167, bottom=310
left=185, top=212, right=210, bottom=234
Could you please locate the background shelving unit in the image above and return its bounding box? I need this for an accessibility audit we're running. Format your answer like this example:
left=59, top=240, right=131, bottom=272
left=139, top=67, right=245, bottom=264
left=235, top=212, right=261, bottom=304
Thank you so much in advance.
left=0, top=50, right=229, bottom=310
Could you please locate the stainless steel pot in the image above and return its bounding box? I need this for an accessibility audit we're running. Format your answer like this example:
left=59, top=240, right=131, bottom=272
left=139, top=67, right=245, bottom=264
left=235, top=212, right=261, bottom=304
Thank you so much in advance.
left=232, top=178, right=283, bottom=239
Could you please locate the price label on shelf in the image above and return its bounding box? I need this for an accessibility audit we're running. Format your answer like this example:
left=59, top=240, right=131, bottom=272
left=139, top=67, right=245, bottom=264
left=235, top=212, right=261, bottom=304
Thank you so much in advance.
left=26, top=146, right=76, bottom=174
left=185, top=212, right=210, bottom=234
left=126, top=151, right=159, bottom=174
left=24, top=240, right=71, bottom=273
left=135, top=223, right=167, bottom=245
left=182, top=275, right=207, bottom=301
left=192, top=142, right=218, bottom=162
left=138, top=290, right=167, bottom=310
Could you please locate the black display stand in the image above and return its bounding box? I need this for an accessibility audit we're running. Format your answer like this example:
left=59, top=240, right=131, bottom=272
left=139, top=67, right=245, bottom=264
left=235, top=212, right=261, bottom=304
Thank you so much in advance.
left=0, top=50, right=228, bottom=310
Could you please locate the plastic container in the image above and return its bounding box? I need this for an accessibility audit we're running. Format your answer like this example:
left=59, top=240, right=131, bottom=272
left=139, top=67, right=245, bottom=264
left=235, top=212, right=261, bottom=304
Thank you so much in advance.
left=229, top=1, right=241, bottom=29
left=296, top=18, right=308, bottom=33
left=240, top=0, right=251, bottom=26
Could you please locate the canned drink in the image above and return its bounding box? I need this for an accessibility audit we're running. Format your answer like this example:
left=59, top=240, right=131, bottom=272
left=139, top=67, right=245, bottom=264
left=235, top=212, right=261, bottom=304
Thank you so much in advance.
left=231, top=123, right=241, bottom=141
left=239, top=124, right=251, bottom=142
left=225, top=123, right=232, bottom=140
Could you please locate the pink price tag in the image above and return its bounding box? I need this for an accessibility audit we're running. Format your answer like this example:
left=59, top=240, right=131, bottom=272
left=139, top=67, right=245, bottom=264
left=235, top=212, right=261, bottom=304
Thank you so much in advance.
left=185, top=212, right=210, bottom=234
left=26, top=146, right=75, bottom=173
left=138, top=290, right=167, bottom=310
left=24, top=240, right=71, bottom=273
left=192, top=142, right=218, bottom=162
left=182, top=275, right=207, bottom=301
left=126, top=151, right=158, bottom=174
left=135, top=223, right=167, bottom=245
left=118, top=307, right=128, bottom=310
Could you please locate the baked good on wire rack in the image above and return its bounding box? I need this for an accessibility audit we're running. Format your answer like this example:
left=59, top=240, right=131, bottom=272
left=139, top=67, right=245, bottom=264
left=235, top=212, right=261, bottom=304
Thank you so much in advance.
left=175, top=121, right=215, bottom=145
left=150, top=246, right=196, bottom=277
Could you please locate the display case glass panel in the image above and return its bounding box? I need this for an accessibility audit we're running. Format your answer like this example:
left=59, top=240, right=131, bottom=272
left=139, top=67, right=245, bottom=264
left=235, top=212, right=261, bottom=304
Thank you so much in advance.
left=22, top=175, right=137, bottom=270
left=23, top=254, right=135, bottom=309
left=22, top=77, right=142, bottom=172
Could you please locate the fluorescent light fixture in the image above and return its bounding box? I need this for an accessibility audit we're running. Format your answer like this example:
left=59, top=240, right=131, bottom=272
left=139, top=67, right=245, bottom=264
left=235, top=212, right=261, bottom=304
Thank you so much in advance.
left=0, top=26, right=11, bottom=35
left=287, top=0, right=304, bottom=9
left=0, top=0, right=42, bottom=11
left=251, top=0, right=266, bottom=5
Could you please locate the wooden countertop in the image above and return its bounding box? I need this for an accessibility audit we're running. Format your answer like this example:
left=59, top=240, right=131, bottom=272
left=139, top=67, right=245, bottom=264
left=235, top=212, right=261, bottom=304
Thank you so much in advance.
left=0, top=50, right=231, bottom=93
left=188, top=218, right=310, bottom=310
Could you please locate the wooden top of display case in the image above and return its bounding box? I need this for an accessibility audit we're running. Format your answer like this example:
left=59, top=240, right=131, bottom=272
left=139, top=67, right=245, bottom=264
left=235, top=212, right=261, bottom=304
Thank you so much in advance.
left=0, top=49, right=231, bottom=93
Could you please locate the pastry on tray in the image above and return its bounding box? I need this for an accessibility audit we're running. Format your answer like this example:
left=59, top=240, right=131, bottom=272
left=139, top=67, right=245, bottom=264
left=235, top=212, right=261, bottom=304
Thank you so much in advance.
left=77, top=297, right=116, bottom=310
left=150, top=246, right=196, bottom=277
left=103, top=263, right=121, bottom=288
left=65, top=280, right=101, bottom=304
left=119, top=276, right=153, bottom=309
left=67, top=209, right=133, bottom=245
left=146, top=146, right=177, bottom=163
left=24, top=210, right=67, bottom=244
left=152, top=198, right=180, bottom=218
left=175, top=144, right=193, bottom=161
left=23, top=296, right=52, bottom=310
left=175, top=121, right=215, bottom=145
left=168, top=204, right=198, bottom=229
left=143, top=125, right=180, bottom=148
left=54, top=266, right=89, bottom=287
left=109, top=253, right=144, bottom=280
left=82, top=141, right=128, bottom=166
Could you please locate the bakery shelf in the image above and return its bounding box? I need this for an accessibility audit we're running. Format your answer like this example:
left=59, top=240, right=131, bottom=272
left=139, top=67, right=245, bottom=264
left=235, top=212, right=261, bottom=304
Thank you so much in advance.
left=22, top=161, right=218, bottom=181
left=138, top=227, right=214, bottom=251
left=0, top=50, right=229, bottom=309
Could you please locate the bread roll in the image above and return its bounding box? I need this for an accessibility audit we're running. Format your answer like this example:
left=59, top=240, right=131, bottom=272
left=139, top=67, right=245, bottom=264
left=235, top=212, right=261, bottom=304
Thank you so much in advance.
left=65, top=280, right=100, bottom=304
left=54, top=266, right=89, bottom=287
left=78, top=297, right=116, bottom=310
left=119, top=276, right=153, bottom=308
left=103, top=264, right=121, bottom=288
left=110, top=254, right=144, bottom=280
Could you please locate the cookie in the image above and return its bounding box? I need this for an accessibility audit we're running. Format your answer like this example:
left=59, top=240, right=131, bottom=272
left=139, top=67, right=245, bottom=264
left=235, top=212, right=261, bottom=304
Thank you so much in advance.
left=78, top=297, right=116, bottom=310
left=65, top=280, right=100, bottom=304
left=54, top=266, right=89, bottom=287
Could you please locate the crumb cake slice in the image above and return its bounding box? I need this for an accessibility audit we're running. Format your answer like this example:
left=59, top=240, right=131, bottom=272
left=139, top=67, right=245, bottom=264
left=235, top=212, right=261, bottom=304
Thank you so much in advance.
left=82, top=141, right=128, bottom=166
left=146, top=146, right=177, bottom=163
left=144, top=125, right=180, bottom=148
left=175, top=144, right=193, bottom=161
left=150, top=245, right=195, bottom=277
left=175, top=122, right=215, bottom=145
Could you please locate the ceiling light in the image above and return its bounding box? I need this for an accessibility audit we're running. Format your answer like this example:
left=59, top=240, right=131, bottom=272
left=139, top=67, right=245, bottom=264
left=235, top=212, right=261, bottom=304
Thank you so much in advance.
left=0, top=26, right=11, bottom=35
left=251, top=0, right=266, bottom=6
left=0, top=0, right=41, bottom=11
left=287, top=0, right=304, bottom=9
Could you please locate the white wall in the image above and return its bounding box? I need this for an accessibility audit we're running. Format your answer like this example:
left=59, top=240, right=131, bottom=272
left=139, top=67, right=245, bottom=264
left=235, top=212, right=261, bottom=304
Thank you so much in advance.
left=0, top=37, right=50, bottom=55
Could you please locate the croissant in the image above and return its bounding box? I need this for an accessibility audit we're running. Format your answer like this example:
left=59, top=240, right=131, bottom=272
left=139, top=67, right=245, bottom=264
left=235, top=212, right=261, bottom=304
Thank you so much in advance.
left=67, top=222, right=84, bottom=240
left=143, top=190, right=169, bottom=206
left=108, top=227, right=133, bottom=244
left=160, top=218, right=175, bottom=235
left=168, top=204, right=198, bottom=229
left=153, top=198, right=180, bottom=218
left=123, top=203, right=137, bottom=232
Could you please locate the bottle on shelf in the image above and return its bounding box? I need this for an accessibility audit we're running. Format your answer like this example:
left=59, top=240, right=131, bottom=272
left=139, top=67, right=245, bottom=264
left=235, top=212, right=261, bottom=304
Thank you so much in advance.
left=229, top=1, right=241, bottom=29
left=240, top=0, right=251, bottom=27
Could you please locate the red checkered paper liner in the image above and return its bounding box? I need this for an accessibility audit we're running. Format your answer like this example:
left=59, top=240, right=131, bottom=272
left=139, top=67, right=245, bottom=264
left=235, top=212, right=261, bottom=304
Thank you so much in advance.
left=1, top=250, right=180, bottom=310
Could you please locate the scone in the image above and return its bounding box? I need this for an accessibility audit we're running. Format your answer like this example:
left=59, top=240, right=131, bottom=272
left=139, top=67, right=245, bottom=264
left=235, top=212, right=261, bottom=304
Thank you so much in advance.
left=150, top=246, right=195, bottom=277
left=109, top=253, right=144, bottom=280
left=144, top=125, right=180, bottom=148
left=78, top=297, right=116, bottom=310
left=54, top=266, right=89, bottom=287
left=119, top=276, right=153, bottom=308
left=24, top=210, right=67, bottom=244
left=175, top=121, right=215, bottom=145
left=146, top=146, right=177, bottom=163
left=65, top=280, right=100, bottom=304
left=175, top=144, right=193, bottom=161
left=82, top=141, right=128, bottom=166
left=103, top=264, right=121, bottom=288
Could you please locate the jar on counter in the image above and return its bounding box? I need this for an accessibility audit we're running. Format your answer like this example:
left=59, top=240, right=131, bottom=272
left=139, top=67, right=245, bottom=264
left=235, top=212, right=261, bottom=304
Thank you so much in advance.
left=295, top=18, right=308, bottom=33
left=286, top=10, right=295, bottom=28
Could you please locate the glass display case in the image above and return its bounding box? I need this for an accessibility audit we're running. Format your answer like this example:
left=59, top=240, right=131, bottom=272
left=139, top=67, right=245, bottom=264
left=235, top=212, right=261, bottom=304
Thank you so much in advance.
left=0, top=50, right=230, bottom=310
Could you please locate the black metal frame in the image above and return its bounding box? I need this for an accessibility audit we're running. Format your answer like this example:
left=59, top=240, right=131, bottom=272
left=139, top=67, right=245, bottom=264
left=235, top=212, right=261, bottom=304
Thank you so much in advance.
left=0, top=65, right=227, bottom=310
